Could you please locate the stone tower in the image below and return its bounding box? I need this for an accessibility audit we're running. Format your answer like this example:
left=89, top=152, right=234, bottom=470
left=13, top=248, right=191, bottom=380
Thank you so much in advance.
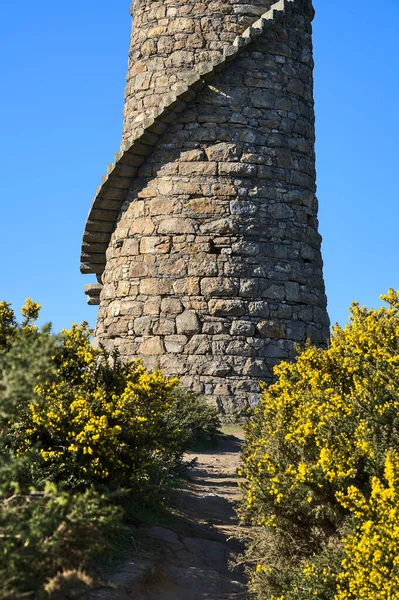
left=81, top=0, right=330, bottom=416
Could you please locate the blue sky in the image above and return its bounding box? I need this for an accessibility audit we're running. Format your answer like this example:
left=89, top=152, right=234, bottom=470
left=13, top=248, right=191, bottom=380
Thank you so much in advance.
left=1, top=0, right=398, bottom=332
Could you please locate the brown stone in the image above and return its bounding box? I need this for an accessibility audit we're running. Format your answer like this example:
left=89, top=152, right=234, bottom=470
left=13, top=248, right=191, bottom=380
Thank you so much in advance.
left=205, top=143, right=241, bottom=162
left=201, top=277, right=238, bottom=297
left=130, top=263, right=149, bottom=278
left=140, top=237, right=171, bottom=254
left=180, top=149, right=205, bottom=162
left=143, top=298, right=161, bottom=316
left=139, top=337, right=165, bottom=355
left=208, top=299, right=246, bottom=317
left=173, top=278, right=200, bottom=296
left=161, top=298, right=183, bottom=315
left=158, top=218, right=195, bottom=235
left=140, top=279, right=161, bottom=295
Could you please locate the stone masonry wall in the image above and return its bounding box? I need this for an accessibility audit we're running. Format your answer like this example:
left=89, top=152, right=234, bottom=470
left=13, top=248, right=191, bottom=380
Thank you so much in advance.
left=123, top=0, right=276, bottom=138
left=95, top=0, right=330, bottom=416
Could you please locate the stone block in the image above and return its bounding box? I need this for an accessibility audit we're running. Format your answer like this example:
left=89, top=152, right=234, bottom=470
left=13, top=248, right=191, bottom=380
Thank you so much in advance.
left=248, top=301, right=270, bottom=317
left=153, top=318, right=176, bottom=335
left=158, top=258, right=187, bottom=277
left=202, top=321, right=230, bottom=335
left=230, top=320, right=255, bottom=336
left=186, top=198, right=215, bottom=215
left=140, top=236, right=171, bottom=254
left=179, top=162, right=217, bottom=176
left=138, top=337, right=164, bottom=355
left=180, top=149, right=205, bottom=162
left=143, top=298, right=161, bottom=315
left=176, top=310, right=201, bottom=335
left=117, top=281, right=131, bottom=296
left=168, top=17, right=195, bottom=33
left=147, top=198, right=180, bottom=215
left=203, top=360, right=232, bottom=376
left=243, top=358, right=270, bottom=377
left=211, top=183, right=236, bottom=196
left=257, top=320, right=285, bottom=338
left=205, top=143, right=241, bottom=162
left=139, top=279, right=160, bottom=295
left=278, top=303, right=292, bottom=319
left=185, top=334, right=211, bottom=355
left=187, top=257, right=218, bottom=277
left=286, top=322, right=306, bottom=341
left=200, top=277, right=238, bottom=297
left=200, top=218, right=235, bottom=235
left=218, top=162, right=257, bottom=177
left=230, top=200, right=257, bottom=216
left=158, top=217, right=195, bottom=234
left=285, top=282, right=300, bottom=301
left=239, top=279, right=259, bottom=298
left=159, top=355, right=189, bottom=375
left=209, top=299, right=246, bottom=317
left=173, top=277, right=200, bottom=295
left=164, top=335, right=188, bottom=353
left=260, top=283, right=285, bottom=301
left=130, top=263, right=149, bottom=278
left=134, top=316, right=152, bottom=336
left=161, top=298, right=183, bottom=315
left=121, top=239, right=140, bottom=256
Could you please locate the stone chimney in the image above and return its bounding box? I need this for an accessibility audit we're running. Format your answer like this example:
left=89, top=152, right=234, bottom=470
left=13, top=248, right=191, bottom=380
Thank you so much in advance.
left=81, top=0, right=329, bottom=417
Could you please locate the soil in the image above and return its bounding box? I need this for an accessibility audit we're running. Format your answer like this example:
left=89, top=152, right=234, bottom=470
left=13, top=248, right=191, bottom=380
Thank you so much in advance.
left=90, top=431, right=249, bottom=600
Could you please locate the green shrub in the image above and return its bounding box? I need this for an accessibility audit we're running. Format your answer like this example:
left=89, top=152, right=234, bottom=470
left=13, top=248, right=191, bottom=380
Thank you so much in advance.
left=239, top=290, right=399, bottom=600
left=0, top=299, right=222, bottom=598
left=15, top=323, right=182, bottom=494
left=0, top=483, right=122, bottom=600
left=0, top=301, right=122, bottom=599
left=164, top=388, right=221, bottom=450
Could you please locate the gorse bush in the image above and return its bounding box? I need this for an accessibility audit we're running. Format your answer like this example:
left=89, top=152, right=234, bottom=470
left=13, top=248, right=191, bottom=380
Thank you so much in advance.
left=17, top=323, right=182, bottom=493
left=0, top=300, right=122, bottom=599
left=0, top=299, right=219, bottom=598
left=1, top=483, right=122, bottom=599
left=240, top=289, right=399, bottom=600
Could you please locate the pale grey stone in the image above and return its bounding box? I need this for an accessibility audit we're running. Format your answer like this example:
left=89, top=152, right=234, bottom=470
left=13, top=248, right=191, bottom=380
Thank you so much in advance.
left=176, top=310, right=201, bottom=335
left=230, top=320, right=255, bottom=336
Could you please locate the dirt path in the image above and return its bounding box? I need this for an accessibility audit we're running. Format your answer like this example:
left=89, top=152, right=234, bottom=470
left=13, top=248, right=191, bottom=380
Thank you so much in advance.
left=91, top=432, right=248, bottom=600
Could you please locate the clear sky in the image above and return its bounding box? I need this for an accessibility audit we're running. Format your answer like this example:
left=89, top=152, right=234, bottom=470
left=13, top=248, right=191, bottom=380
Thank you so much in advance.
left=1, top=0, right=398, bottom=333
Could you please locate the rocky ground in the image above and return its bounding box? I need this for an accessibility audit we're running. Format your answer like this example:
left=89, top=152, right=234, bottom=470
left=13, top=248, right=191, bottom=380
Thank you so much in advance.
left=90, top=430, right=248, bottom=599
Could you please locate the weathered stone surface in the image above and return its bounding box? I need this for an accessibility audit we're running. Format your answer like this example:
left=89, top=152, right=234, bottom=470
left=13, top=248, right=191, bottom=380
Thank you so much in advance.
left=201, top=278, right=238, bottom=298
left=138, top=337, right=164, bottom=355
left=208, top=299, right=246, bottom=317
left=158, top=217, right=195, bottom=235
left=165, top=335, right=188, bottom=354
left=133, top=316, right=152, bottom=336
left=176, top=310, right=202, bottom=335
left=173, top=278, right=201, bottom=296
left=205, top=143, right=241, bottom=162
left=231, top=320, right=255, bottom=336
left=89, top=0, right=330, bottom=416
left=257, top=320, right=285, bottom=338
